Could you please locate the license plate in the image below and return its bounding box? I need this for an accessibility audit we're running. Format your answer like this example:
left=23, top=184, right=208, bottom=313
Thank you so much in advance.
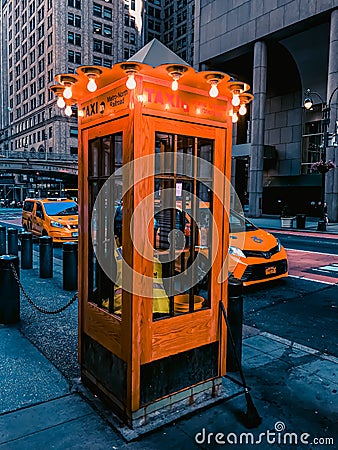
left=265, top=266, right=276, bottom=275
left=72, top=232, right=78, bottom=237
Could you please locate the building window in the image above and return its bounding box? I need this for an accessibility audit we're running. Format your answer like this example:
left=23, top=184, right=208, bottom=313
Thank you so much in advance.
left=68, top=13, right=81, bottom=27
left=103, top=42, right=112, bottom=56
left=93, top=56, right=102, bottom=65
left=103, top=7, right=112, bottom=20
left=48, top=33, right=53, bottom=46
left=93, top=21, right=102, bottom=34
left=38, top=76, right=45, bottom=90
left=129, top=33, right=135, bottom=45
left=68, top=31, right=75, bottom=44
left=103, top=24, right=112, bottom=38
left=93, top=3, right=102, bottom=17
left=38, top=58, right=44, bottom=73
left=70, top=127, right=78, bottom=137
left=68, top=0, right=81, bottom=8
left=103, top=59, right=111, bottom=68
left=93, top=39, right=102, bottom=52
left=38, top=24, right=44, bottom=39
left=38, top=42, right=44, bottom=56
left=48, top=51, right=53, bottom=65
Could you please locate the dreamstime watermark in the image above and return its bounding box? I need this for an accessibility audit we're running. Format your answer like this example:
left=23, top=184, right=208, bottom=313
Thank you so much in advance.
left=194, top=421, right=335, bottom=446
left=91, top=152, right=246, bottom=296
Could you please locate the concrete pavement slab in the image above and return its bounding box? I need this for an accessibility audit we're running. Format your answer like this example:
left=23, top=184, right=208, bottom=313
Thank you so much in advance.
left=0, top=395, right=124, bottom=450
left=0, top=326, right=69, bottom=415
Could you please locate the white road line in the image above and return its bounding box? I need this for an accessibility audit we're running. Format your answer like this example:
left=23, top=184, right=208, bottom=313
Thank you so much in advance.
left=285, top=248, right=338, bottom=257
left=288, top=274, right=336, bottom=285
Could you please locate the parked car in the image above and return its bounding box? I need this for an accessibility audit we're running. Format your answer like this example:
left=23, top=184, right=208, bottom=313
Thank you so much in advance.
left=22, top=198, right=78, bottom=242
left=229, top=210, right=288, bottom=286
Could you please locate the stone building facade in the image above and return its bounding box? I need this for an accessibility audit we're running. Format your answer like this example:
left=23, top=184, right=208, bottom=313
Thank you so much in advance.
left=194, top=0, right=338, bottom=221
left=0, top=0, right=143, bottom=161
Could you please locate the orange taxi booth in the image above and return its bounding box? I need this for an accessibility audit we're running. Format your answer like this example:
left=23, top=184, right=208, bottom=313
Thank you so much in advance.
left=51, top=44, right=253, bottom=428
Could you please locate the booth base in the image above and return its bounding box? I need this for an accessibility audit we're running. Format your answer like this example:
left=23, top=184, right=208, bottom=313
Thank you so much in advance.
left=76, top=375, right=244, bottom=442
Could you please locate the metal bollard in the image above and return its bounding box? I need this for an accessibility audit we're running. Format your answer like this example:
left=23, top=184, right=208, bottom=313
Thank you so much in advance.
left=63, top=242, right=78, bottom=291
left=39, top=236, right=53, bottom=278
left=0, top=225, right=6, bottom=255
left=20, top=232, right=33, bottom=269
left=226, top=276, right=244, bottom=372
left=8, top=228, right=19, bottom=255
left=0, top=255, right=20, bottom=324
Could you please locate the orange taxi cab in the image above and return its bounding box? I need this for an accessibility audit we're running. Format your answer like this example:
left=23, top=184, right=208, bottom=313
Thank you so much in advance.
left=229, top=210, right=288, bottom=286
left=22, top=198, right=78, bottom=243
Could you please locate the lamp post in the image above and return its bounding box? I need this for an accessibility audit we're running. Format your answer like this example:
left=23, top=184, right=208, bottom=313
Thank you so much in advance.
left=303, top=87, right=338, bottom=231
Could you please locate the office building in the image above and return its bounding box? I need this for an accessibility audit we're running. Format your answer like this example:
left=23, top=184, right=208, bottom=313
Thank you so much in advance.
left=195, top=0, right=338, bottom=221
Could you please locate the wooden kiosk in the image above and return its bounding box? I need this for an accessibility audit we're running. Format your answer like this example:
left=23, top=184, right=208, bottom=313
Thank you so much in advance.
left=51, top=41, right=253, bottom=429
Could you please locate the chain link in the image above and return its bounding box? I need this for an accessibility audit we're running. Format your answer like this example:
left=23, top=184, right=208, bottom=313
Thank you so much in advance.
left=10, top=262, right=78, bottom=315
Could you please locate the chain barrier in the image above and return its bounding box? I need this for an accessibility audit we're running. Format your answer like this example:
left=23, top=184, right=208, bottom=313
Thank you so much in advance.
left=10, top=262, right=78, bottom=315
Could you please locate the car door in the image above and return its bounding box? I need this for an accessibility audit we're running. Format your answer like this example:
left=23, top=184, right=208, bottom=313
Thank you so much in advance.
left=32, top=202, right=45, bottom=236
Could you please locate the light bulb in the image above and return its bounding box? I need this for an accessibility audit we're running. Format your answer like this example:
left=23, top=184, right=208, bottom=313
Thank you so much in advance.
left=239, top=104, right=247, bottom=115
left=87, top=77, right=97, bottom=92
left=232, top=112, right=238, bottom=123
left=64, top=105, right=72, bottom=116
left=126, top=73, right=136, bottom=90
left=171, top=78, right=178, bottom=91
left=63, top=86, right=73, bottom=99
left=57, top=96, right=65, bottom=108
left=304, top=98, right=313, bottom=110
left=209, top=83, right=219, bottom=98
left=232, top=93, right=240, bottom=106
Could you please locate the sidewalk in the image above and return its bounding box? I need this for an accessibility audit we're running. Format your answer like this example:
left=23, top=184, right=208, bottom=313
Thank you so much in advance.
left=248, top=214, right=338, bottom=236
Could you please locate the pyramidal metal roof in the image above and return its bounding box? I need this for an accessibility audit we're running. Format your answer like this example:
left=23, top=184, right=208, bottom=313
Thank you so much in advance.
left=127, top=39, right=189, bottom=67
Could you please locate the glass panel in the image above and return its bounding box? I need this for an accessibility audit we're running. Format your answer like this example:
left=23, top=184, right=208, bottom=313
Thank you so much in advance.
left=88, top=132, right=123, bottom=317
left=153, top=133, right=214, bottom=319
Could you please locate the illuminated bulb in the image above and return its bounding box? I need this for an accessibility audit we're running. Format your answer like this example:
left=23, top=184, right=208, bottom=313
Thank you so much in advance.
left=171, top=78, right=178, bottom=91
left=63, top=86, right=73, bottom=99
left=232, top=112, right=238, bottom=123
left=126, top=73, right=136, bottom=90
left=232, top=93, right=240, bottom=106
left=209, top=82, right=219, bottom=98
left=57, top=96, right=65, bottom=108
left=87, top=77, right=97, bottom=92
left=239, top=104, right=247, bottom=115
left=64, top=105, right=72, bottom=116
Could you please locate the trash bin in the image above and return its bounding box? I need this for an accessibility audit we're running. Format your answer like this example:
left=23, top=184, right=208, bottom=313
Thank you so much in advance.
left=296, top=214, right=306, bottom=229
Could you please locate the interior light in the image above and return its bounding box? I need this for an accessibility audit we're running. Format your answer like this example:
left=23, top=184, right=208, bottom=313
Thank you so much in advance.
left=239, top=104, right=247, bottom=115
left=63, top=86, right=73, bottom=99
left=232, top=112, right=238, bottom=123
left=64, top=105, right=73, bottom=116
left=126, top=73, right=136, bottom=90
left=57, top=97, right=65, bottom=108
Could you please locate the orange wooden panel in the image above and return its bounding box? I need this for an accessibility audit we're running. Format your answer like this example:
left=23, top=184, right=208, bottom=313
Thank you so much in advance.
left=152, top=310, right=216, bottom=361
left=83, top=302, right=123, bottom=359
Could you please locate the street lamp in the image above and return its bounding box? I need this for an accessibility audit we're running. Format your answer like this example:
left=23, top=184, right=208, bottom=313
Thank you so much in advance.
left=303, top=87, right=338, bottom=231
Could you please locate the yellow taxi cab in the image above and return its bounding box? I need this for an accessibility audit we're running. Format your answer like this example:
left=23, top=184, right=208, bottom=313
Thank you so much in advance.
left=229, top=210, right=288, bottom=286
left=22, top=198, right=78, bottom=242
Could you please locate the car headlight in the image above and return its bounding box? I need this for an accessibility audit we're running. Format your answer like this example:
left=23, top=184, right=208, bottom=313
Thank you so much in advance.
left=51, top=221, right=64, bottom=228
left=229, top=246, right=246, bottom=258
left=276, top=238, right=281, bottom=252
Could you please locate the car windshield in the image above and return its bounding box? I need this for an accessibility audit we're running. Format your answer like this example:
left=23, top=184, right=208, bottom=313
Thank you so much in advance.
left=230, top=211, right=258, bottom=233
left=44, top=201, right=78, bottom=216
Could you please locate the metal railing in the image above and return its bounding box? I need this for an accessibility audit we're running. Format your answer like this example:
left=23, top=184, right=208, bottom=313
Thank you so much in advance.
left=0, top=150, right=78, bottom=162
